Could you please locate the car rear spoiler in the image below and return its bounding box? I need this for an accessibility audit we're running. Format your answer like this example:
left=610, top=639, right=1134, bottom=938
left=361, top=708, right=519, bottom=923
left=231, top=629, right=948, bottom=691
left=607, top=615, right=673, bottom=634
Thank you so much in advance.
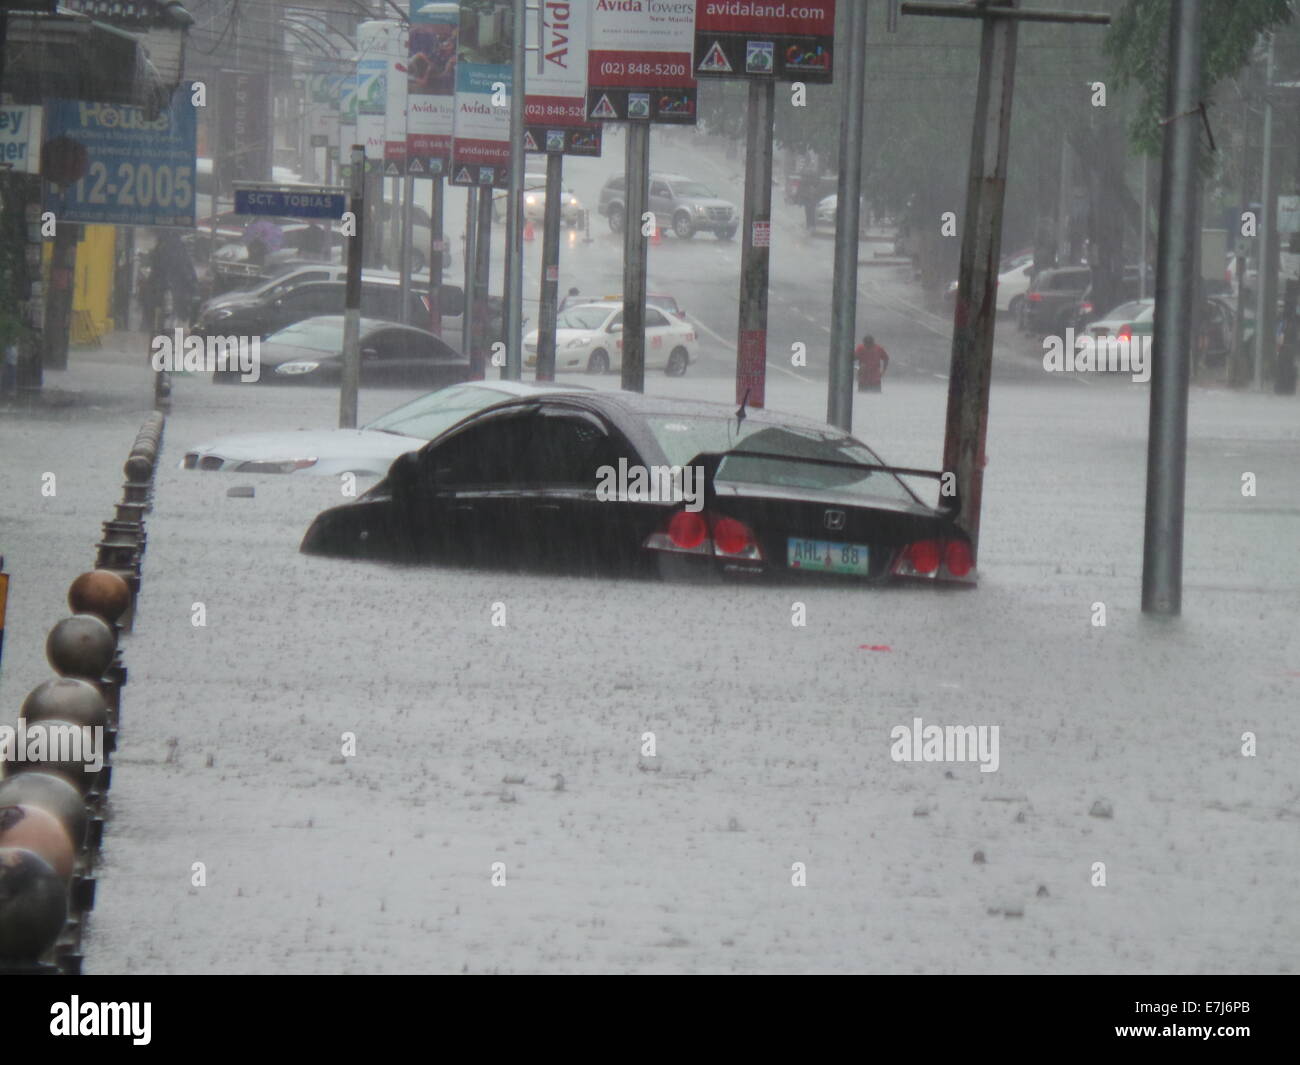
left=685, top=450, right=959, bottom=514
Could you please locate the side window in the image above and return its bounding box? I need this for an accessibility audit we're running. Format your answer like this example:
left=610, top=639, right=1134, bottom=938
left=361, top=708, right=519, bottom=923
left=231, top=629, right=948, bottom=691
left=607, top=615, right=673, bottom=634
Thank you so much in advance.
left=650, top=181, right=671, bottom=199
left=427, top=414, right=532, bottom=488
left=645, top=309, right=669, bottom=328
left=283, top=285, right=339, bottom=313
left=608, top=312, right=623, bottom=332
left=362, top=285, right=402, bottom=320
left=523, top=414, right=626, bottom=487
left=439, top=285, right=466, bottom=317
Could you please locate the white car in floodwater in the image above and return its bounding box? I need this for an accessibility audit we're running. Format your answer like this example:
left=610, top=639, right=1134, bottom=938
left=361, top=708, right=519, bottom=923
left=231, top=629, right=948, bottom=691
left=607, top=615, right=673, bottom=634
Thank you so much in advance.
left=180, top=380, right=587, bottom=476
left=523, top=302, right=695, bottom=377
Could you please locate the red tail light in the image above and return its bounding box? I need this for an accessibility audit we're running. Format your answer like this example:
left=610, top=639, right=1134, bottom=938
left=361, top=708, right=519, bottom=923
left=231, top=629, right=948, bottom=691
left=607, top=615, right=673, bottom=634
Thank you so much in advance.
left=1027, top=291, right=1043, bottom=302
left=944, top=539, right=973, bottom=577
left=1080, top=301, right=1093, bottom=314
left=645, top=510, right=764, bottom=562
left=906, top=540, right=941, bottom=574
left=712, top=516, right=754, bottom=556
left=1117, top=324, right=1132, bottom=340
left=667, top=510, right=707, bottom=550
left=892, top=538, right=975, bottom=582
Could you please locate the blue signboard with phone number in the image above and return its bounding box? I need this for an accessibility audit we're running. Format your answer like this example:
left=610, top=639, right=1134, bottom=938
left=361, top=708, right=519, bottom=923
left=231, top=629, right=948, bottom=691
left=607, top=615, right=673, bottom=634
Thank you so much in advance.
left=42, top=85, right=197, bottom=228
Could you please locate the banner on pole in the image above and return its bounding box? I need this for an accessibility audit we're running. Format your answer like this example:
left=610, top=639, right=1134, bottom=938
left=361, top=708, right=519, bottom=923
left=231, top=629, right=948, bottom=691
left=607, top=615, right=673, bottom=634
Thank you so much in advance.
left=586, top=1, right=698, bottom=124
left=450, top=0, right=515, bottom=187
left=693, top=0, right=835, bottom=82
left=408, top=1, right=459, bottom=177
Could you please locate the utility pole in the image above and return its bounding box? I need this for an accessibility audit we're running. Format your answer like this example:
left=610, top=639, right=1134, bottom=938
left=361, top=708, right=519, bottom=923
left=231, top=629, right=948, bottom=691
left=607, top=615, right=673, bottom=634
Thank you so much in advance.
left=340, top=145, right=366, bottom=429
left=463, top=186, right=479, bottom=375
left=736, top=79, right=775, bottom=408
left=429, top=172, right=445, bottom=337
left=901, top=0, right=1109, bottom=561
left=399, top=173, right=413, bottom=324
left=1139, top=155, right=1149, bottom=299
left=474, top=187, right=494, bottom=377
left=826, top=0, right=868, bottom=431
left=501, top=0, right=526, bottom=381
left=535, top=149, right=564, bottom=381
left=621, top=122, right=650, bottom=393
left=1141, top=0, right=1202, bottom=617
left=1255, top=37, right=1277, bottom=391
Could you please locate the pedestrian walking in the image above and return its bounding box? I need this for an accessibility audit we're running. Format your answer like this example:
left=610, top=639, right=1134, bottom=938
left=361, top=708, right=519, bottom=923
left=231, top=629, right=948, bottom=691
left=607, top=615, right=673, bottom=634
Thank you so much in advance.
left=855, top=334, right=890, bottom=392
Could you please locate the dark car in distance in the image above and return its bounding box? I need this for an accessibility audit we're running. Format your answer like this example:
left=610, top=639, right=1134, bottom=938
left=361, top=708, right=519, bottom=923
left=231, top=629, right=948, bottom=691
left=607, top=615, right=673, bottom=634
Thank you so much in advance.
left=215, top=315, right=469, bottom=388
left=300, top=393, right=976, bottom=585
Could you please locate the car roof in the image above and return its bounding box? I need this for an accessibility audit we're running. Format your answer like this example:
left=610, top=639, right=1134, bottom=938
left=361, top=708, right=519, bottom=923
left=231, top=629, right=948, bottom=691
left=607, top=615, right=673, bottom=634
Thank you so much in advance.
left=285, top=315, right=432, bottom=336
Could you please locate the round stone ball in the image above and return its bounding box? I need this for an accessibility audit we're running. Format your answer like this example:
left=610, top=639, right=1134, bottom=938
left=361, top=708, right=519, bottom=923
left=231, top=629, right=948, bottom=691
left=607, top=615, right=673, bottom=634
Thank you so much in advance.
left=68, top=570, right=131, bottom=624
left=0, top=773, right=88, bottom=850
left=45, top=615, right=117, bottom=680
left=0, top=847, right=67, bottom=962
left=21, top=678, right=108, bottom=731
left=0, top=805, right=75, bottom=879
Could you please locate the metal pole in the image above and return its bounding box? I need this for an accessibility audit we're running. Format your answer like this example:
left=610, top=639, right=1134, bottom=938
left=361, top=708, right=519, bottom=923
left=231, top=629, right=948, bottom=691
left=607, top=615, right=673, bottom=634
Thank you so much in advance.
left=736, top=79, right=775, bottom=408
left=1255, top=37, right=1276, bottom=392
left=389, top=176, right=401, bottom=272
left=475, top=186, right=494, bottom=378
left=536, top=150, right=564, bottom=381
left=464, top=186, right=479, bottom=375
left=621, top=121, right=650, bottom=392
left=429, top=173, right=444, bottom=336
left=1231, top=91, right=1249, bottom=385
left=502, top=0, right=526, bottom=381
left=827, top=0, right=868, bottom=430
left=938, top=0, right=1019, bottom=560
left=1141, top=0, right=1202, bottom=617
left=1139, top=154, right=1148, bottom=299
left=399, top=173, right=413, bottom=324
left=340, top=145, right=366, bottom=429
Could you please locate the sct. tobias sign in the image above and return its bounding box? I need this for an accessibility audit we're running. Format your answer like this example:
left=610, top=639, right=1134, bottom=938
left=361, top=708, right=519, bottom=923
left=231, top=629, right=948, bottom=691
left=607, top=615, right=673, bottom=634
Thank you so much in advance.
left=694, top=0, right=835, bottom=83
left=233, top=185, right=346, bottom=219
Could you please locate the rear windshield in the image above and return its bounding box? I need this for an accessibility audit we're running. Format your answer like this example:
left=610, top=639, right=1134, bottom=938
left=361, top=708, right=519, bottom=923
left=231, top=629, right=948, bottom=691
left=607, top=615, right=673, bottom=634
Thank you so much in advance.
left=645, top=417, right=917, bottom=505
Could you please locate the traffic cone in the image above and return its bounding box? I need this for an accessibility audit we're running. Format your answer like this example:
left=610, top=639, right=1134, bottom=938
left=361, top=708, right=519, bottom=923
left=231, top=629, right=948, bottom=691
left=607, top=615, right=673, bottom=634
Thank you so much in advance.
left=650, top=222, right=662, bottom=246
left=523, top=220, right=535, bottom=242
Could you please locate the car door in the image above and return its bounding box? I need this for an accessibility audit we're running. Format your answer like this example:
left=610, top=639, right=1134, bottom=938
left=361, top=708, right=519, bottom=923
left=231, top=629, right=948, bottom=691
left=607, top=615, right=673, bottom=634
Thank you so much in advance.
left=266, top=283, right=343, bottom=334
left=361, top=283, right=403, bottom=322
left=605, top=310, right=625, bottom=369
left=649, top=180, right=673, bottom=229
left=420, top=408, right=538, bottom=567
left=515, top=408, right=641, bottom=572
left=357, top=327, right=407, bottom=387
left=643, top=307, right=672, bottom=369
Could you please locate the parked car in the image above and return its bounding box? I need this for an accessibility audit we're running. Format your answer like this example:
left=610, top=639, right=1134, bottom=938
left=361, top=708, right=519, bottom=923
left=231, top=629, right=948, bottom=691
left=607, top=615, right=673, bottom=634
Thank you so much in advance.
left=598, top=172, right=737, bottom=240
left=1068, top=266, right=1153, bottom=330
left=300, top=393, right=976, bottom=586
left=592, top=293, right=688, bottom=320
left=212, top=315, right=468, bottom=387
left=182, top=380, right=589, bottom=475
left=1082, top=294, right=1236, bottom=371
left=522, top=302, right=695, bottom=376
left=493, top=172, right=582, bottom=225
left=1021, top=265, right=1092, bottom=334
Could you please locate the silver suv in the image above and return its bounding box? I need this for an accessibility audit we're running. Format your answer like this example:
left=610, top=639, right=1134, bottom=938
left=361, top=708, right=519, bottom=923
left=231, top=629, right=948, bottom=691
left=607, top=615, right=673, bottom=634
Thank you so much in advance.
left=597, top=172, right=738, bottom=241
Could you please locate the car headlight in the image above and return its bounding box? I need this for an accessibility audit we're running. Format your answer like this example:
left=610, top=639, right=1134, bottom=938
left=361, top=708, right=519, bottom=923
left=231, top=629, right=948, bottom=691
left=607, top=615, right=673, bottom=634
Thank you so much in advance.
left=565, top=336, right=590, bottom=349
left=274, top=361, right=320, bottom=375
left=693, top=204, right=707, bottom=214
left=235, top=458, right=319, bottom=474
left=525, top=195, right=537, bottom=205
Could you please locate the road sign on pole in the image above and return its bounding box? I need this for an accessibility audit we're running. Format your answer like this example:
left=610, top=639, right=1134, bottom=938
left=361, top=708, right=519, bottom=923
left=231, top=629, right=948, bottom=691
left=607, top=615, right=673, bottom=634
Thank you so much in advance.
left=233, top=184, right=346, bottom=219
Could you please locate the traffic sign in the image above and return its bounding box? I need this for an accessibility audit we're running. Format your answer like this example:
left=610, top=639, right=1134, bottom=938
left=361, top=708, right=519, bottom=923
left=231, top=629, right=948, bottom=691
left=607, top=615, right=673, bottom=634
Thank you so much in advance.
left=233, top=185, right=346, bottom=220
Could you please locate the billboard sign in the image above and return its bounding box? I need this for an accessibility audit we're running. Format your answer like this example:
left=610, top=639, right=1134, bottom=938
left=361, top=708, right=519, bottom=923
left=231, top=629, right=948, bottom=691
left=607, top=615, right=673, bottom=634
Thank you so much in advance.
left=42, top=86, right=197, bottom=228
left=693, top=0, right=835, bottom=82
left=357, top=21, right=400, bottom=175
left=408, top=1, right=458, bottom=176
left=0, top=105, right=43, bottom=173
left=526, top=0, right=602, bottom=156
left=450, top=0, right=515, bottom=188
left=586, top=0, right=698, bottom=124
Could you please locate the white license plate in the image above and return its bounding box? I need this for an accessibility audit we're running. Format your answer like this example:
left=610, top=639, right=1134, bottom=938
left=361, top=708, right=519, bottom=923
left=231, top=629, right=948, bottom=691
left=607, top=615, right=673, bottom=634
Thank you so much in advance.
left=787, top=537, right=870, bottom=576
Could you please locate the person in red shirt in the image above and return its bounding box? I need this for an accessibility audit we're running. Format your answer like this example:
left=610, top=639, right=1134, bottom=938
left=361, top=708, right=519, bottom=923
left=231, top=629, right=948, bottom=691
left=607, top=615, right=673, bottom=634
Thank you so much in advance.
left=855, top=334, right=890, bottom=391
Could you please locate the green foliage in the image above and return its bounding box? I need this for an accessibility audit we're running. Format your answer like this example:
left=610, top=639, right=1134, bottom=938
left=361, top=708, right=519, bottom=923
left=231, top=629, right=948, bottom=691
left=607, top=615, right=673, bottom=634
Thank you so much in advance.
left=1105, top=0, right=1296, bottom=153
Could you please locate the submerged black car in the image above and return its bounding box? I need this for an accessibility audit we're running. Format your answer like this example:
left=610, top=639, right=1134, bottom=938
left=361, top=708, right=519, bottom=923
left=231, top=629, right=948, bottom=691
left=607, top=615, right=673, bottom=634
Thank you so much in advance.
left=300, top=393, right=975, bottom=585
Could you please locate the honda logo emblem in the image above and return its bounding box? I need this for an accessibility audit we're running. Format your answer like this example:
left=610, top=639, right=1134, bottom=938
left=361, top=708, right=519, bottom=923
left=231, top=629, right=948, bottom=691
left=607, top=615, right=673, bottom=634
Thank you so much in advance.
left=824, top=509, right=846, bottom=531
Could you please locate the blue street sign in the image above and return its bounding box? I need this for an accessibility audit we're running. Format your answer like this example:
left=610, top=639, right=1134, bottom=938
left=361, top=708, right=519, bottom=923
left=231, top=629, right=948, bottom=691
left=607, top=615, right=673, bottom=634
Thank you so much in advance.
left=42, top=85, right=197, bottom=228
left=233, top=186, right=346, bottom=219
